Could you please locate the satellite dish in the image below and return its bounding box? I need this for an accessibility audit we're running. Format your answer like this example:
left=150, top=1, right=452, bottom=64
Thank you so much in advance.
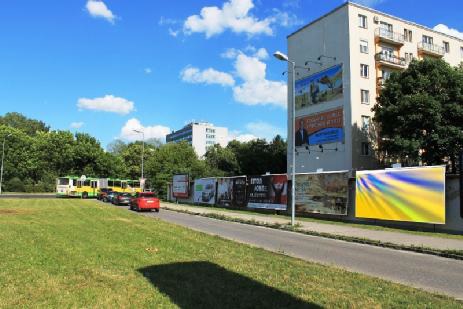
left=80, top=175, right=87, bottom=181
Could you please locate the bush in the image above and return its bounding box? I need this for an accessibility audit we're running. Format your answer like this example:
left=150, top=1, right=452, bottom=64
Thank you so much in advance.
left=4, top=177, right=25, bottom=192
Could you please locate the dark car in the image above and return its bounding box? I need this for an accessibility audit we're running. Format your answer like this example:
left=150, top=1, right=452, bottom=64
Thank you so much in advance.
left=129, top=192, right=160, bottom=212
left=104, top=191, right=118, bottom=203
left=112, top=192, right=132, bottom=206
left=97, top=188, right=112, bottom=201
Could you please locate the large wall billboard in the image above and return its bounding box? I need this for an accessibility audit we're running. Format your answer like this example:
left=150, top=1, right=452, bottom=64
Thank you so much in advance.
left=216, top=177, right=247, bottom=208
left=295, top=108, right=343, bottom=146
left=295, top=64, right=343, bottom=110
left=247, top=175, right=287, bottom=210
left=172, top=174, right=189, bottom=198
left=193, top=178, right=216, bottom=205
left=355, top=166, right=446, bottom=224
left=295, top=171, right=349, bottom=215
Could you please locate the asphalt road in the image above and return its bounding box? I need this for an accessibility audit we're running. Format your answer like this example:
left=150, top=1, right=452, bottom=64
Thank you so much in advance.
left=126, top=207, right=463, bottom=300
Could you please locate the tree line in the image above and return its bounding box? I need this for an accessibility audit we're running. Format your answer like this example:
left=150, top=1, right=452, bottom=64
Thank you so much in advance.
left=0, top=112, right=287, bottom=195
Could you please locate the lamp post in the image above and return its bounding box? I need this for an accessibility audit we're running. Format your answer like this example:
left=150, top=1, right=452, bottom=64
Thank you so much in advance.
left=0, top=133, right=12, bottom=195
left=273, top=51, right=296, bottom=226
left=133, top=129, right=145, bottom=189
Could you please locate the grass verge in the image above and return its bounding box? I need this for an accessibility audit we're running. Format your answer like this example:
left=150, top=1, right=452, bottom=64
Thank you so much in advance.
left=163, top=202, right=463, bottom=241
left=0, top=199, right=461, bottom=308
left=164, top=206, right=463, bottom=260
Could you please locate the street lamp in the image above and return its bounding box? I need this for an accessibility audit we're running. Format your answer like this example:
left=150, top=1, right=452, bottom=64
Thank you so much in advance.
left=0, top=133, right=12, bottom=195
left=133, top=129, right=145, bottom=190
left=273, top=50, right=296, bottom=226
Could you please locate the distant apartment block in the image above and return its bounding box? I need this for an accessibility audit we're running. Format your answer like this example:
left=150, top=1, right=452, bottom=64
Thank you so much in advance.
left=288, top=1, right=463, bottom=172
left=166, top=122, right=228, bottom=157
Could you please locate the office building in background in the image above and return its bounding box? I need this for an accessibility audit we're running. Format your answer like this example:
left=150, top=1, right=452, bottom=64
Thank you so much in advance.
left=166, top=122, right=228, bottom=157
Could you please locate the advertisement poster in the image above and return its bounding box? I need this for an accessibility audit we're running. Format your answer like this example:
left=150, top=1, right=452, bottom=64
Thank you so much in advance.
left=193, top=178, right=216, bottom=205
left=295, top=64, right=343, bottom=110
left=247, top=175, right=287, bottom=210
left=295, top=108, right=343, bottom=147
left=355, top=166, right=446, bottom=224
left=216, top=176, right=247, bottom=207
left=295, top=172, right=349, bottom=215
left=172, top=174, right=189, bottom=198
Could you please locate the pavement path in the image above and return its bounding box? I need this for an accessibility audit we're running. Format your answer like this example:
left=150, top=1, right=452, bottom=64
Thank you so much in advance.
left=131, top=208, right=463, bottom=300
left=163, top=203, right=463, bottom=251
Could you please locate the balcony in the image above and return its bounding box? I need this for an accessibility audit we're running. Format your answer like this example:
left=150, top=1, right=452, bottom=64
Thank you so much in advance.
left=377, top=77, right=386, bottom=89
left=375, top=28, right=404, bottom=46
left=375, top=53, right=406, bottom=69
left=417, top=42, right=445, bottom=58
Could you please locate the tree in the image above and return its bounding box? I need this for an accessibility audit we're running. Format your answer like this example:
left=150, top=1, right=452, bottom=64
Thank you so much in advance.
left=0, top=112, right=49, bottom=135
left=204, top=144, right=240, bottom=176
left=373, top=58, right=463, bottom=170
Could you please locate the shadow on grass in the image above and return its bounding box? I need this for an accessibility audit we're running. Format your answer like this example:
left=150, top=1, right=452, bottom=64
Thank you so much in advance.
left=138, top=261, right=320, bottom=309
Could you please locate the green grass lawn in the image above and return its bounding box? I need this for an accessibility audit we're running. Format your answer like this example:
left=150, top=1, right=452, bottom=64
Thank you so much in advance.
left=0, top=199, right=461, bottom=308
left=164, top=202, right=463, bottom=241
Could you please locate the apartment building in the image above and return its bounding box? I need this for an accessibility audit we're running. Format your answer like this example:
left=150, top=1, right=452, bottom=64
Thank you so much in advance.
left=287, top=1, right=463, bottom=172
left=166, top=122, right=228, bottom=157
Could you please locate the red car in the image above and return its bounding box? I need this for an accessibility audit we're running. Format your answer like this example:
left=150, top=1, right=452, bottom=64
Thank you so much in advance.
left=130, top=192, right=160, bottom=212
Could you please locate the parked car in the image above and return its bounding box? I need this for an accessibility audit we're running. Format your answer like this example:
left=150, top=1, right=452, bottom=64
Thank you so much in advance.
left=112, top=192, right=132, bottom=206
left=104, top=191, right=118, bottom=203
left=97, top=188, right=112, bottom=201
left=130, top=192, right=160, bottom=212
left=202, top=183, right=215, bottom=202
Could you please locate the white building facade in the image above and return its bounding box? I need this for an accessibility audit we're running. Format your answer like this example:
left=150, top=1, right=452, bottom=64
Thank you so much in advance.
left=287, top=1, right=463, bottom=173
left=166, top=122, right=228, bottom=157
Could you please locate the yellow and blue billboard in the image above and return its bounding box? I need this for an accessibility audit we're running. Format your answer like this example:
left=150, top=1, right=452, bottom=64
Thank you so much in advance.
left=355, top=166, right=446, bottom=224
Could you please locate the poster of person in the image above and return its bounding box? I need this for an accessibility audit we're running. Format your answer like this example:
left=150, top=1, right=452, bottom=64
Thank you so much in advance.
left=193, top=178, right=216, bottom=205
left=295, top=108, right=343, bottom=147
left=216, top=176, right=247, bottom=207
left=216, top=177, right=234, bottom=207
left=247, top=175, right=287, bottom=210
left=172, top=174, right=189, bottom=198
left=232, top=177, right=247, bottom=208
left=295, top=172, right=349, bottom=215
left=295, top=64, right=343, bottom=110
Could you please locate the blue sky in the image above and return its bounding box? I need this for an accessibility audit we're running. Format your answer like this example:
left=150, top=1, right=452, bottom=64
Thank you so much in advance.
left=0, top=0, right=462, bottom=148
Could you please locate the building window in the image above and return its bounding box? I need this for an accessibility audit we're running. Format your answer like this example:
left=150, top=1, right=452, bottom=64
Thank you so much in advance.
left=443, top=41, right=450, bottom=53
left=404, top=29, right=412, bottom=42
left=422, top=35, right=433, bottom=44
left=361, top=142, right=370, bottom=156
left=360, top=64, right=369, bottom=78
left=361, top=116, right=370, bottom=131
left=360, top=40, right=369, bottom=53
left=358, top=14, right=367, bottom=29
left=380, top=21, right=393, bottom=32
left=361, top=89, right=370, bottom=104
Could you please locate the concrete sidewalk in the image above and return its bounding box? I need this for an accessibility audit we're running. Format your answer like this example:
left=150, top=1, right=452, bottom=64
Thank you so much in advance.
left=162, top=202, right=463, bottom=251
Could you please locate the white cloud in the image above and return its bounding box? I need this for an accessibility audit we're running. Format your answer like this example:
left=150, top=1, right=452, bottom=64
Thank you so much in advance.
left=77, top=95, right=134, bottom=115
left=144, top=68, right=152, bottom=74
left=70, top=122, right=84, bottom=129
left=120, top=118, right=171, bottom=142
left=85, top=0, right=116, bottom=24
left=221, top=48, right=241, bottom=59
left=181, top=66, right=235, bottom=87
left=158, top=16, right=179, bottom=26
left=168, top=28, right=180, bottom=37
left=253, top=47, right=269, bottom=60
left=433, top=24, right=463, bottom=40
left=270, top=9, right=304, bottom=28
left=228, top=121, right=286, bottom=142
left=232, top=53, right=287, bottom=108
left=183, top=0, right=273, bottom=38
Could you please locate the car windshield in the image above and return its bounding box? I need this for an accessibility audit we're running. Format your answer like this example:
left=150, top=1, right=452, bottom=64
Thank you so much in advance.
left=140, top=193, right=155, bottom=197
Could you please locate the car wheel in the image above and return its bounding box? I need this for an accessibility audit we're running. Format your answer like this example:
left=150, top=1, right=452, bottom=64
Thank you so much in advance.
left=155, top=209, right=160, bottom=213
left=82, top=192, right=88, bottom=199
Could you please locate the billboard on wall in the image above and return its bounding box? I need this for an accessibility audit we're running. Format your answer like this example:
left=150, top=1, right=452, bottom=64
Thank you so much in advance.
left=295, top=64, right=343, bottom=110
left=295, top=171, right=349, bottom=215
left=193, top=178, right=216, bottom=205
left=355, top=166, right=446, bottom=224
left=247, top=175, right=287, bottom=210
left=216, top=176, right=247, bottom=208
left=172, top=174, right=189, bottom=198
left=295, top=108, right=343, bottom=147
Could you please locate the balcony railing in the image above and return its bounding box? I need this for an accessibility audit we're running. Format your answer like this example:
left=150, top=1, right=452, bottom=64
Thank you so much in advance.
left=417, top=42, right=445, bottom=57
left=375, top=52, right=406, bottom=67
left=375, top=28, right=405, bottom=45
